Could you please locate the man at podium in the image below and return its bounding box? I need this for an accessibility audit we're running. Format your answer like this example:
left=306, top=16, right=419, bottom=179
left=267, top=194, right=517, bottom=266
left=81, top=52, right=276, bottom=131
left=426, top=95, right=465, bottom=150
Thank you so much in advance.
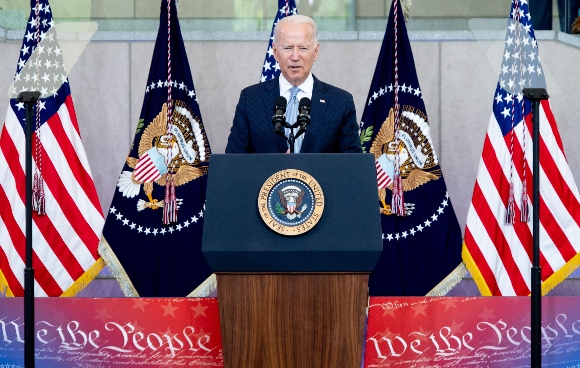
left=225, top=15, right=362, bottom=154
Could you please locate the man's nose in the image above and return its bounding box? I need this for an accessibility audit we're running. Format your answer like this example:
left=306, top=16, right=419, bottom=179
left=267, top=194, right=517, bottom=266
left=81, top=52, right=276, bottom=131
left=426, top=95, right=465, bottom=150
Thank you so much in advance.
left=290, top=47, right=300, bottom=59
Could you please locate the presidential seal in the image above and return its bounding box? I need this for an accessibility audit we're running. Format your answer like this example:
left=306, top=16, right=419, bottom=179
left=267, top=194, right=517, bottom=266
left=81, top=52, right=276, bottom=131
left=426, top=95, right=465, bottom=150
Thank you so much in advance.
left=258, top=169, right=324, bottom=236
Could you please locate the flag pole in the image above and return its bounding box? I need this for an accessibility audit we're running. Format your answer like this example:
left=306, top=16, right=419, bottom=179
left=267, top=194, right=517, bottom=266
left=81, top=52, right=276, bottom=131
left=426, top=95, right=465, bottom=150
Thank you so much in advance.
left=522, top=87, right=548, bottom=368
left=18, top=90, right=41, bottom=368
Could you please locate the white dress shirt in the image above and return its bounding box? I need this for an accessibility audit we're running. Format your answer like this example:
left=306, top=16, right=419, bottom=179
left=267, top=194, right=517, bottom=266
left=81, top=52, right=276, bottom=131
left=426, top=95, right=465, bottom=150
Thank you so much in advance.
left=279, top=73, right=314, bottom=153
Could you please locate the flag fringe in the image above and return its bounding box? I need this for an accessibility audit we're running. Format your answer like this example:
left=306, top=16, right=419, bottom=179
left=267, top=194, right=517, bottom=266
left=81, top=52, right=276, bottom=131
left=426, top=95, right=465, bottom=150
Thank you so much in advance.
left=463, top=241, right=580, bottom=296
left=540, top=250, right=580, bottom=296
left=187, top=273, right=217, bottom=297
left=60, top=257, right=105, bottom=297
left=425, top=262, right=467, bottom=296
left=462, top=243, right=493, bottom=296
left=0, top=261, right=105, bottom=298
left=98, top=236, right=140, bottom=297
left=0, top=269, right=15, bottom=297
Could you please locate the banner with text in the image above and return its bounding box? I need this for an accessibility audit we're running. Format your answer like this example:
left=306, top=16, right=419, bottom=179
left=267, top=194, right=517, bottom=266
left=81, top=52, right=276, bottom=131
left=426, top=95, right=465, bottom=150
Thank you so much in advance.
left=0, top=298, right=222, bottom=367
left=365, top=296, right=580, bottom=367
left=2, top=297, right=580, bottom=367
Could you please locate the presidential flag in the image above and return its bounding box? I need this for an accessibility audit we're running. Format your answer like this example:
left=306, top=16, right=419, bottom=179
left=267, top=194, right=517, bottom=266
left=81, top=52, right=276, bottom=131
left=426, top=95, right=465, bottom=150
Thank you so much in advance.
left=361, top=0, right=464, bottom=296
left=260, top=0, right=297, bottom=82
left=463, top=0, right=580, bottom=296
left=99, top=0, right=212, bottom=297
left=0, top=0, right=104, bottom=297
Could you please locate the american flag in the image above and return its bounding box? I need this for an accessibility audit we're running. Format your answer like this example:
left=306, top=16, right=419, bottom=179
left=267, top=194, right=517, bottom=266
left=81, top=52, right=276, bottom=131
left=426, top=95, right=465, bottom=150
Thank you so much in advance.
left=362, top=0, right=464, bottom=296
left=260, top=0, right=297, bottom=82
left=463, top=0, right=580, bottom=296
left=0, top=0, right=104, bottom=297
left=99, top=0, right=212, bottom=297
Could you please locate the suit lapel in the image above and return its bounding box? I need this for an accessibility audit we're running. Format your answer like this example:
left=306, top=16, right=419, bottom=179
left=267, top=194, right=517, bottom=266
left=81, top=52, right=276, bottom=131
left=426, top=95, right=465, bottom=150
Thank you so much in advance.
left=301, top=76, right=327, bottom=153
left=262, top=78, right=288, bottom=153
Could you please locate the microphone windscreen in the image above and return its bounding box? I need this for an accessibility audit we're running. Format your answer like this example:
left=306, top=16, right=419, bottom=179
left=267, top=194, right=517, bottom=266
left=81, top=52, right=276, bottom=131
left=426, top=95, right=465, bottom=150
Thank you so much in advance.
left=298, top=97, right=311, bottom=111
left=274, top=96, right=288, bottom=112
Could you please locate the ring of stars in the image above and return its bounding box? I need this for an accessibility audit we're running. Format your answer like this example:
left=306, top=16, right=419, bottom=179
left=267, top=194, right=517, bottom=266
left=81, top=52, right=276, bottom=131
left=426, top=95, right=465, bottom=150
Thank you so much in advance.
left=146, top=79, right=198, bottom=102
left=108, top=203, right=205, bottom=236
left=367, top=82, right=422, bottom=107
left=383, top=192, right=451, bottom=242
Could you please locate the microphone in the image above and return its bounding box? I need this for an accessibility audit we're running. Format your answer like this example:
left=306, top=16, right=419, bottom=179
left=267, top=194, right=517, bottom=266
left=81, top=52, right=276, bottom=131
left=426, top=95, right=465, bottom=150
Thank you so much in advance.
left=272, top=96, right=287, bottom=135
left=296, top=97, right=311, bottom=137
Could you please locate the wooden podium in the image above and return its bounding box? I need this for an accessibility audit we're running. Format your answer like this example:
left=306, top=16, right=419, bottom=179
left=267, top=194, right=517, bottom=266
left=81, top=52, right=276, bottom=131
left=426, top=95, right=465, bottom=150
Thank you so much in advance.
left=202, top=154, right=383, bottom=368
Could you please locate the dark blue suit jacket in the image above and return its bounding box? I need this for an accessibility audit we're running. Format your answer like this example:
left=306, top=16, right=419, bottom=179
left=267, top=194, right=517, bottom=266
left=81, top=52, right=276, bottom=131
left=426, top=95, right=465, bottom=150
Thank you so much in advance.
left=225, top=76, right=362, bottom=153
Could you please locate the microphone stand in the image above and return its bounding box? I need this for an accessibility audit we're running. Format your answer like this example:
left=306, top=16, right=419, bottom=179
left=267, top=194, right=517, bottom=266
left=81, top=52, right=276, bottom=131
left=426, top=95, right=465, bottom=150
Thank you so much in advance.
left=274, top=118, right=309, bottom=154
left=522, top=87, right=548, bottom=368
left=18, top=91, right=41, bottom=368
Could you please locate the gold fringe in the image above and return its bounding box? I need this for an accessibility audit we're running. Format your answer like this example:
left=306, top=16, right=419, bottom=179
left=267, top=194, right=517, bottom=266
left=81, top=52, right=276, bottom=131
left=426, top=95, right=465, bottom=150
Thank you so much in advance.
left=425, top=262, right=467, bottom=296
left=0, top=269, right=15, bottom=297
left=463, top=241, right=580, bottom=296
left=0, top=259, right=104, bottom=297
left=60, top=257, right=105, bottom=297
left=541, top=250, right=580, bottom=295
left=187, top=273, right=217, bottom=297
left=98, top=236, right=140, bottom=297
left=462, top=242, right=493, bottom=296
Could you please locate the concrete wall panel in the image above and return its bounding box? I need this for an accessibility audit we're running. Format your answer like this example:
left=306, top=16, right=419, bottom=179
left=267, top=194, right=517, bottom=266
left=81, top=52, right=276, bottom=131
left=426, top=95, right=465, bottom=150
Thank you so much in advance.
left=67, top=42, right=131, bottom=214
left=0, top=42, right=19, bottom=131
left=185, top=41, right=266, bottom=153
left=440, top=41, right=497, bottom=232
left=129, top=42, right=154, bottom=141
left=535, top=41, right=580, bottom=182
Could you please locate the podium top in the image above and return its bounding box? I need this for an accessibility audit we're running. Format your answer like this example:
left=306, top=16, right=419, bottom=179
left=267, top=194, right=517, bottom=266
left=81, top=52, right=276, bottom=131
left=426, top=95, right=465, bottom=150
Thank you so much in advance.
left=202, top=153, right=383, bottom=272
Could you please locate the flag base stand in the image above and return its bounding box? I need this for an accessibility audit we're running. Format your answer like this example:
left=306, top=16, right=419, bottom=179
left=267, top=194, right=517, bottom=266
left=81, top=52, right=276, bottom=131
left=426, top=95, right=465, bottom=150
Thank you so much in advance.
left=18, top=91, right=41, bottom=368
left=522, top=87, right=549, bottom=368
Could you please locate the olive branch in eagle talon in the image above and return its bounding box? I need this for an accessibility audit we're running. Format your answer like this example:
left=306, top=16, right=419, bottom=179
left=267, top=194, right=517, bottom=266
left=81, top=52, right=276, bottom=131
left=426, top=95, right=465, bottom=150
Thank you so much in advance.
left=370, top=108, right=439, bottom=215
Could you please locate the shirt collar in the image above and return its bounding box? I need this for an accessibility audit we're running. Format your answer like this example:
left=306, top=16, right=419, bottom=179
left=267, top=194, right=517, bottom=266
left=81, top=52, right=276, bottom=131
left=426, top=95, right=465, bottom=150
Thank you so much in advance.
left=279, top=73, right=314, bottom=97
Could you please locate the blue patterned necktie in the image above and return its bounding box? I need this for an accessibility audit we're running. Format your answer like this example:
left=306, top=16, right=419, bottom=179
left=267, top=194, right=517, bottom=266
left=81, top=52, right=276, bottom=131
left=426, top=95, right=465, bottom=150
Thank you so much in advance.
left=285, top=86, right=302, bottom=153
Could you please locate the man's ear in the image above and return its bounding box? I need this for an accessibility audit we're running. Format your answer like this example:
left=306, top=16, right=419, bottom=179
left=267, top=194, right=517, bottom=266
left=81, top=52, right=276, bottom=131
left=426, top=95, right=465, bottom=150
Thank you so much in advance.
left=272, top=42, right=279, bottom=62
left=314, top=43, right=319, bottom=62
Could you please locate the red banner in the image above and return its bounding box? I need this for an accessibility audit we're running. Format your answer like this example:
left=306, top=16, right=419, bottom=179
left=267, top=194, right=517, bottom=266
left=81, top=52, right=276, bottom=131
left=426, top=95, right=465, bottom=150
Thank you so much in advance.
left=0, top=298, right=223, bottom=367
left=364, top=297, right=580, bottom=367
left=3, top=296, right=580, bottom=367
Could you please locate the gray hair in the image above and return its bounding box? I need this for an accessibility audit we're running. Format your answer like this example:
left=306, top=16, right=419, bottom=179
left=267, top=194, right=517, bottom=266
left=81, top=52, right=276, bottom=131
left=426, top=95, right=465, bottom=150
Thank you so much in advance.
left=273, top=15, right=319, bottom=45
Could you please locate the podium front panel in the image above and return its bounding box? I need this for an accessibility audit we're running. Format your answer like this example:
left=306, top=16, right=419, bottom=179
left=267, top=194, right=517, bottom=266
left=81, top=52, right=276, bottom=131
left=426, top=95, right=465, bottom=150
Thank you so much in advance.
left=202, top=153, right=382, bottom=272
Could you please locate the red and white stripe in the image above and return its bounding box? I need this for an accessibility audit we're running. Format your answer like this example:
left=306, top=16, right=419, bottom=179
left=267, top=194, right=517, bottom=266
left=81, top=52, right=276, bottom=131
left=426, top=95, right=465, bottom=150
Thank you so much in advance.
left=375, top=159, right=393, bottom=189
left=0, top=96, right=104, bottom=297
left=134, top=152, right=162, bottom=183
left=464, top=100, right=580, bottom=296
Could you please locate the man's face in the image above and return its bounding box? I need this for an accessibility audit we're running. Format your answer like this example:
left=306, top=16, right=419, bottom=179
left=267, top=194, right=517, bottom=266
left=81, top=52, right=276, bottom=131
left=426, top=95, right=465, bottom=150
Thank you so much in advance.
left=272, top=22, right=319, bottom=86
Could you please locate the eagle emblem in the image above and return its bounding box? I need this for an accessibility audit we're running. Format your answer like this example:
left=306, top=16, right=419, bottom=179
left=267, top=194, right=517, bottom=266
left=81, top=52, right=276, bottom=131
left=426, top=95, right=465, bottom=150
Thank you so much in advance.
left=370, top=106, right=441, bottom=216
left=277, top=186, right=307, bottom=220
left=258, top=170, right=324, bottom=236
left=116, top=101, right=209, bottom=211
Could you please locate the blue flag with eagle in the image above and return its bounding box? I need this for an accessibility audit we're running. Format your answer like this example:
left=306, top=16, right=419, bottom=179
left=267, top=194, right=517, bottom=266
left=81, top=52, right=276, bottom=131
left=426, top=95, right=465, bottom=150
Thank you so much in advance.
left=361, top=0, right=464, bottom=296
left=260, top=0, right=297, bottom=82
left=99, top=0, right=211, bottom=297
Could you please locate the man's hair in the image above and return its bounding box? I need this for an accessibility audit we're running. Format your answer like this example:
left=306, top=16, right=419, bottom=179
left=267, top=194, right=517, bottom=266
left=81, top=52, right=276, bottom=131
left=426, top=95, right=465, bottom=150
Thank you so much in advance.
left=273, top=15, right=319, bottom=45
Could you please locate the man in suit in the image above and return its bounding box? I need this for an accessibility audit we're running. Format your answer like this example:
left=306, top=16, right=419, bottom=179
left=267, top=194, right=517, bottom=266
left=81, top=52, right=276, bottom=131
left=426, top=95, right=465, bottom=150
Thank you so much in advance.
left=225, top=15, right=362, bottom=153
